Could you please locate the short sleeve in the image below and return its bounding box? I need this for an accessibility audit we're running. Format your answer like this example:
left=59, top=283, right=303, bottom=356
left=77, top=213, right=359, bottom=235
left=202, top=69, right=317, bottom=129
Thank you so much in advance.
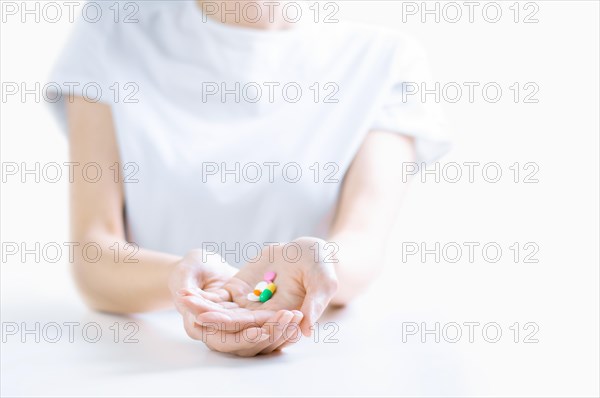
left=371, top=36, right=452, bottom=164
left=46, top=3, right=112, bottom=135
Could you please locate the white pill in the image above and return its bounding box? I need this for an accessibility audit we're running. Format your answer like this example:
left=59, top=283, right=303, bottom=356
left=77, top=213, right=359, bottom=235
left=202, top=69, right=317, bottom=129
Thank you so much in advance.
left=255, top=281, right=268, bottom=291
left=247, top=293, right=260, bottom=302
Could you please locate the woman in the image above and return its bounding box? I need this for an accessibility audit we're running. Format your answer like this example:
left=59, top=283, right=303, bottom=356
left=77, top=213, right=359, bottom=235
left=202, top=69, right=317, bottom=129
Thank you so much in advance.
left=50, top=0, right=449, bottom=356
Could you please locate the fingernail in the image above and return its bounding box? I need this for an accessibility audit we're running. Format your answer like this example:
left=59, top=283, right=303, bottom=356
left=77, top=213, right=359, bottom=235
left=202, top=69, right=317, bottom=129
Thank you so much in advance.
left=278, top=310, right=292, bottom=321
left=269, top=311, right=284, bottom=328
left=279, top=311, right=294, bottom=326
left=292, top=310, right=304, bottom=318
left=176, top=288, right=188, bottom=296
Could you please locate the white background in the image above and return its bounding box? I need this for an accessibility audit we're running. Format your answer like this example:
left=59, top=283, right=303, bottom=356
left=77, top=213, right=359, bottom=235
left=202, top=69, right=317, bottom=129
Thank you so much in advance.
left=1, top=1, right=599, bottom=397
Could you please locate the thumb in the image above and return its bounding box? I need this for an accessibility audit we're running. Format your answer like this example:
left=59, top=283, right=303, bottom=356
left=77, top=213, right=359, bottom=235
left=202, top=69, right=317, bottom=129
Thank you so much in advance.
left=299, top=289, right=332, bottom=337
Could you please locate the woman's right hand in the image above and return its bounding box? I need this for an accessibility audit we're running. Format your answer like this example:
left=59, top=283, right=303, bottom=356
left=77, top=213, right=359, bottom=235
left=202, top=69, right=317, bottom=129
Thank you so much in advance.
left=168, top=249, right=238, bottom=340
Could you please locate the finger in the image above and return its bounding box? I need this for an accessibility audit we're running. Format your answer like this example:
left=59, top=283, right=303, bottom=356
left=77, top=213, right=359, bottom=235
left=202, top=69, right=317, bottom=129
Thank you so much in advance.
left=197, top=288, right=231, bottom=303
left=195, top=308, right=278, bottom=331
left=177, top=287, right=231, bottom=303
left=299, top=290, right=333, bottom=337
left=198, top=310, right=293, bottom=357
left=200, top=310, right=289, bottom=356
left=261, top=310, right=304, bottom=354
left=178, top=293, right=238, bottom=310
left=174, top=289, right=199, bottom=315
left=271, top=310, right=304, bottom=352
left=236, top=310, right=295, bottom=357
left=177, top=293, right=239, bottom=316
left=201, top=321, right=274, bottom=356
left=182, top=312, right=203, bottom=340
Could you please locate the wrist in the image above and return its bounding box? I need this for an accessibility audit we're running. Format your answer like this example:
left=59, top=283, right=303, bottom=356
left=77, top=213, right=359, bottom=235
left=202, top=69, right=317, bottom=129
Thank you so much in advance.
left=168, top=251, right=205, bottom=294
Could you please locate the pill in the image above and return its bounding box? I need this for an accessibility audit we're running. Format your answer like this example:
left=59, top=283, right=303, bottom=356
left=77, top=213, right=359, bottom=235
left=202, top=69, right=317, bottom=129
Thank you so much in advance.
left=247, top=293, right=260, bottom=302
left=266, top=282, right=277, bottom=293
left=259, top=289, right=273, bottom=302
left=255, top=281, right=268, bottom=291
left=263, top=271, right=276, bottom=282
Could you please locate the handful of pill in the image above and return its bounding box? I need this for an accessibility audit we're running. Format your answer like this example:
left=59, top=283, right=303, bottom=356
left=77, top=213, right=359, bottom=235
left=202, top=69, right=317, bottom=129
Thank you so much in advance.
left=247, top=271, right=277, bottom=303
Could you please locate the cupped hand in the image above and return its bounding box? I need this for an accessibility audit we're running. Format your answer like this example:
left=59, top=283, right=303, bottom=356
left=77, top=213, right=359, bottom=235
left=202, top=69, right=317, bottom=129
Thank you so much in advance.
left=168, top=249, right=238, bottom=340
left=179, top=237, right=339, bottom=340
left=170, top=248, right=306, bottom=356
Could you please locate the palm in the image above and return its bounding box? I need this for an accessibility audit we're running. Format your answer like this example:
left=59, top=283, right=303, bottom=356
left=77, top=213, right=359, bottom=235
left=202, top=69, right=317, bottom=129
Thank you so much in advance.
left=181, top=238, right=337, bottom=335
left=224, top=250, right=307, bottom=312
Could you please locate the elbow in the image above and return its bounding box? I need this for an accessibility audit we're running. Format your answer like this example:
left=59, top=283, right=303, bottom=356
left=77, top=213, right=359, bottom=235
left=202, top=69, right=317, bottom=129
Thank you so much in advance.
left=81, top=297, right=133, bottom=316
left=329, top=296, right=351, bottom=307
left=329, top=288, right=358, bottom=307
left=71, top=257, right=168, bottom=314
left=71, top=262, right=118, bottom=314
left=71, top=261, right=142, bottom=315
left=84, top=300, right=149, bottom=316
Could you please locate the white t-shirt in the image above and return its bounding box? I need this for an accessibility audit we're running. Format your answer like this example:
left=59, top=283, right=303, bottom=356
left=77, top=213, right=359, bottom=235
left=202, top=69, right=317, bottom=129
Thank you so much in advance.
left=49, top=1, right=450, bottom=266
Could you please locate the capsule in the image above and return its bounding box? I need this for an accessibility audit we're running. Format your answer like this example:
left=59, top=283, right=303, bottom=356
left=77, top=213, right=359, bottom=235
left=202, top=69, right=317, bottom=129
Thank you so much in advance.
left=259, top=289, right=273, bottom=303
left=263, top=271, right=276, bottom=282
left=247, top=293, right=260, bottom=302
left=255, top=281, right=268, bottom=291
left=266, top=283, right=277, bottom=294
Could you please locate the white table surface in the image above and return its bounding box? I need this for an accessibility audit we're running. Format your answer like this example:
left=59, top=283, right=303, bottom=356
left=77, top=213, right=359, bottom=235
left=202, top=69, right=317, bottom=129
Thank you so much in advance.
left=1, top=255, right=597, bottom=397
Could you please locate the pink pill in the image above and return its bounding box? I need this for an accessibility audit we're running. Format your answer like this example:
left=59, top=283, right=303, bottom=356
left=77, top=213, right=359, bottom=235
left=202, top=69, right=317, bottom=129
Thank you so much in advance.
left=263, top=271, right=276, bottom=282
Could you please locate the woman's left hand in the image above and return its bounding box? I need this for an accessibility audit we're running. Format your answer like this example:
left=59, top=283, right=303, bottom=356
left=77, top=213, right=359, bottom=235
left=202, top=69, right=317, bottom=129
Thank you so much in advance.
left=178, top=236, right=339, bottom=343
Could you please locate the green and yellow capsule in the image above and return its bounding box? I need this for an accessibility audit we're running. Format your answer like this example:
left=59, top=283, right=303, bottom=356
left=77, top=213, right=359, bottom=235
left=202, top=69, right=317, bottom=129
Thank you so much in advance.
left=259, top=289, right=273, bottom=302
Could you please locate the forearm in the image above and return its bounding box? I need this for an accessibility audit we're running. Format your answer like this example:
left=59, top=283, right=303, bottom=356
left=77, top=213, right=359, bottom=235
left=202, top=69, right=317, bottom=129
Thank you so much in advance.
left=72, top=231, right=180, bottom=314
left=325, top=131, right=416, bottom=306
left=327, top=232, right=386, bottom=306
